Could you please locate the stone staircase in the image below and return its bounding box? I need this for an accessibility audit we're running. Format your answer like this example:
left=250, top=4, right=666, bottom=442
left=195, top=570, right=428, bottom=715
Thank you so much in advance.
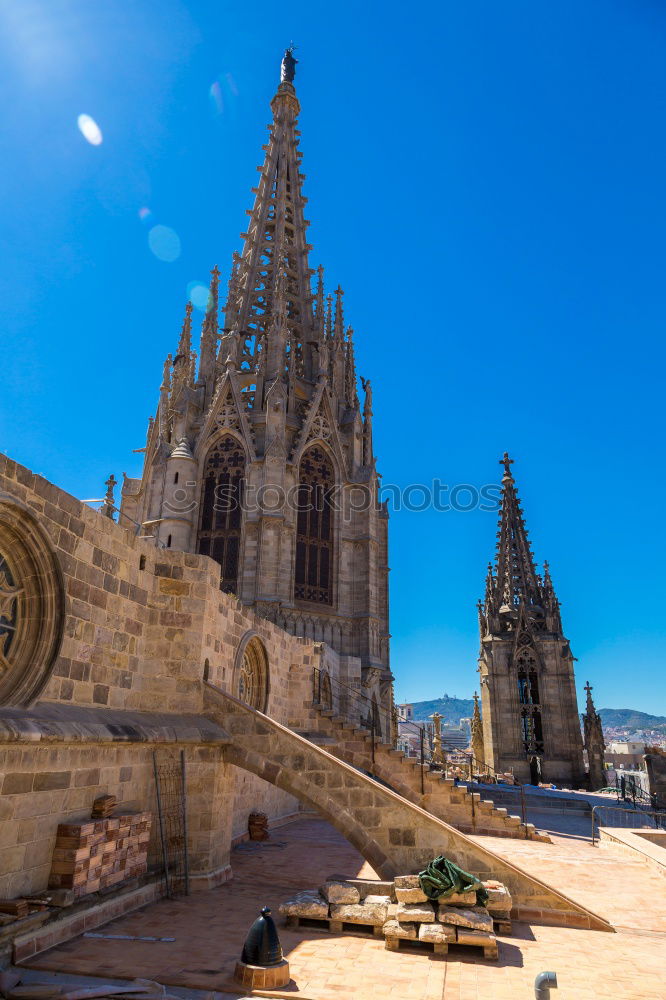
left=203, top=682, right=611, bottom=931
left=296, top=704, right=550, bottom=843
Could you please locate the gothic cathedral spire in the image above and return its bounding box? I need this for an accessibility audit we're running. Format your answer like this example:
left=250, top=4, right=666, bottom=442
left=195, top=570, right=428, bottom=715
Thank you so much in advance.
left=223, top=58, right=318, bottom=382
left=477, top=454, right=584, bottom=787
left=119, top=50, right=392, bottom=721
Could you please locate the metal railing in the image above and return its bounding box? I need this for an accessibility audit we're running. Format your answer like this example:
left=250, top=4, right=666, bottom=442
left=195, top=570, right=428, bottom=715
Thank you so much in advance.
left=395, top=718, right=514, bottom=803
left=591, top=803, right=666, bottom=846
left=312, top=668, right=391, bottom=766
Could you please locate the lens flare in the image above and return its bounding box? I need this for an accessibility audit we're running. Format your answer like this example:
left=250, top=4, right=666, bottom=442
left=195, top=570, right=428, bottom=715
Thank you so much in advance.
left=209, top=81, right=224, bottom=116
left=77, top=114, right=103, bottom=146
left=187, top=281, right=210, bottom=311
left=148, top=225, right=181, bottom=263
left=138, top=206, right=153, bottom=223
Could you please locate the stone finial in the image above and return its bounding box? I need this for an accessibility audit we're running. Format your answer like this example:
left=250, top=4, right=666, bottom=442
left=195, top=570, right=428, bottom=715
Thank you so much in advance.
left=100, top=474, right=117, bottom=519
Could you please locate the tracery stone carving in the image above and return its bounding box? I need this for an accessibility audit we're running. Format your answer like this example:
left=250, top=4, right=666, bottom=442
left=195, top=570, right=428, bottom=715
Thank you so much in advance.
left=235, top=634, right=269, bottom=712
left=0, top=497, right=64, bottom=707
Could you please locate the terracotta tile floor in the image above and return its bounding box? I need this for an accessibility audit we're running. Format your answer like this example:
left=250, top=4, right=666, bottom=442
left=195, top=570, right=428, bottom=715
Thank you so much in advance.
left=21, top=818, right=665, bottom=1000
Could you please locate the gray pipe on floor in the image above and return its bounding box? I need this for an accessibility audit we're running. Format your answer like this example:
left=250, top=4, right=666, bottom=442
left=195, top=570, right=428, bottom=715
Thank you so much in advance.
left=534, top=971, right=558, bottom=1000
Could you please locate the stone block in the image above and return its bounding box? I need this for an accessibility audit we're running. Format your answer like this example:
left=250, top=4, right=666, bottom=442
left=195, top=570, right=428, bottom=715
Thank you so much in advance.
left=382, top=918, right=417, bottom=940
left=437, top=889, right=477, bottom=906
left=278, top=890, right=328, bottom=920
left=456, top=926, right=497, bottom=949
left=396, top=901, right=435, bottom=923
left=437, top=905, right=494, bottom=932
left=394, top=874, right=420, bottom=889
left=330, top=900, right=389, bottom=926
left=364, top=894, right=391, bottom=906
left=418, top=922, right=456, bottom=944
left=395, top=887, right=428, bottom=904
left=485, top=885, right=512, bottom=913
left=321, top=881, right=360, bottom=904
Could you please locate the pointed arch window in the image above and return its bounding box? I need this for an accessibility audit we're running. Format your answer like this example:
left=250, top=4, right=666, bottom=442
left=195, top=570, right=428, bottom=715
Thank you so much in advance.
left=294, top=445, right=334, bottom=605
left=197, top=435, right=245, bottom=593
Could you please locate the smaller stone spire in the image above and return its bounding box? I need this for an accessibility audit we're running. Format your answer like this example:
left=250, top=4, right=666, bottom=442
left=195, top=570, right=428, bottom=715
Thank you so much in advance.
left=345, top=327, right=358, bottom=408
left=470, top=691, right=485, bottom=770
left=583, top=681, right=606, bottom=791
left=100, top=474, right=117, bottom=520
left=199, top=266, right=220, bottom=387
left=175, top=302, right=193, bottom=361
left=314, top=265, right=325, bottom=336
left=172, top=302, right=194, bottom=392
left=333, top=286, right=345, bottom=340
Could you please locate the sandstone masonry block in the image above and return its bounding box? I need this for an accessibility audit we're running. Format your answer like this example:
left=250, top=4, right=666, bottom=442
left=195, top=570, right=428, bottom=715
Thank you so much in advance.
left=383, top=918, right=417, bottom=940
left=321, top=881, right=360, bottom=904
left=395, top=887, right=428, bottom=904
left=279, top=890, right=328, bottom=920
left=437, top=906, right=494, bottom=932
left=437, top=889, right=477, bottom=906
left=396, top=901, right=435, bottom=923
left=418, top=922, right=456, bottom=944
left=394, top=874, right=420, bottom=889
left=330, top=900, right=389, bottom=926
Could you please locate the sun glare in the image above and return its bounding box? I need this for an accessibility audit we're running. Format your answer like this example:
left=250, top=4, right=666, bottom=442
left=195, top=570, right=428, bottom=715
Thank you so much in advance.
left=77, top=114, right=103, bottom=146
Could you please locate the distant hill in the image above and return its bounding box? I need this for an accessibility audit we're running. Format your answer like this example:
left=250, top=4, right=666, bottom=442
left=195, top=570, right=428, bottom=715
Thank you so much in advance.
left=598, top=708, right=666, bottom=730
left=403, top=699, right=666, bottom=732
left=405, top=696, right=474, bottom=725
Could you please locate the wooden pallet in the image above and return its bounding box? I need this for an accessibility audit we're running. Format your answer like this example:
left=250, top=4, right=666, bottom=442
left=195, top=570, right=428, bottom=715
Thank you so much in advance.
left=492, top=916, right=512, bottom=935
left=284, top=914, right=384, bottom=937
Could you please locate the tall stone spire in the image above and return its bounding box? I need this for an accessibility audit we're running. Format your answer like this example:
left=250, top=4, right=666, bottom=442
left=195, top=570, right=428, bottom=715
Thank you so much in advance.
left=225, top=50, right=316, bottom=381
left=492, top=453, right=540, bottom=613
left=583, top=681, right=606, bottom=791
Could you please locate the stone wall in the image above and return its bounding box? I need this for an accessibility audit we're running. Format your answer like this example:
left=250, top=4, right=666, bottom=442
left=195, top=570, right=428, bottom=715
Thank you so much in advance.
left=0, top=456, right=322, bottom=895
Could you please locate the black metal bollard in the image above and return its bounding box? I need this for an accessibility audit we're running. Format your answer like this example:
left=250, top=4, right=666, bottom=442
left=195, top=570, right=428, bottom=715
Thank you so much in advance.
left=241, top=906, right=284, bottom=967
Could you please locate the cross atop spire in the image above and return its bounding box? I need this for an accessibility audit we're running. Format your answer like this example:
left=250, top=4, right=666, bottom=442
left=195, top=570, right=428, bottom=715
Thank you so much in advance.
left=500, top=451, right=514, bottom=481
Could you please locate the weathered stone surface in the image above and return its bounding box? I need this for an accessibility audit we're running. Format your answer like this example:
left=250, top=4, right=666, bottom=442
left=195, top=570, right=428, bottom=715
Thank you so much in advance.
left=394, top=874, right=420, bottom=890
left=437, top=889, right=477, bottom=906
left=418, top=922, right=455, bottom=944
left=437, top=905, right=494, bottom=932
left=456, top=927, right=497, bottom=947
left=396, top=901, right=435, bottom=923
left=330, top=900, right=389, bottom=926
left=364, top=894, right=391, bottom=906
left=279, top=890, right=328, bottom=919
left=321, top=881, right=360, bottom=904
left=483, top=882, right=512, bottom=913
left=383, top=918, right=417, bottom=940
left=395, top=887, right=428, bottom=904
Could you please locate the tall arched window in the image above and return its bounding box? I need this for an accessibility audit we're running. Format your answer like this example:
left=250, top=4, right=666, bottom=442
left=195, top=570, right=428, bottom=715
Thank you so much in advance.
left=294, top=445, right=334, bottom=604
left=197, top=436, right=245, bottom=593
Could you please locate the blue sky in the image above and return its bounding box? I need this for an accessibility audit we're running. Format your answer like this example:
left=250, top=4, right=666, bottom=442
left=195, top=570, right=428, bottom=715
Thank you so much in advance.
left=1, top=0, right=665, bottom=715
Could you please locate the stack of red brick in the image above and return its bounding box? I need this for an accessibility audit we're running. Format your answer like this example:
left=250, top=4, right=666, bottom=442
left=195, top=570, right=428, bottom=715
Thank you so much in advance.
left=48, top=813, right=151, bottom=897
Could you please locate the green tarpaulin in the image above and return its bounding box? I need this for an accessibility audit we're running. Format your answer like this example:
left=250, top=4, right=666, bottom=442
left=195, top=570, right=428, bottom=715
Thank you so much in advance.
left=418, top=856, right=489, bottom=907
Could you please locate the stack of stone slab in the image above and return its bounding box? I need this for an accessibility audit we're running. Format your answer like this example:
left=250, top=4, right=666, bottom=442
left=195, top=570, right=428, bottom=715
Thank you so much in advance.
left=279, top=875, right=512, bottom=961
left=47, top=813, right=151, bottom=897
